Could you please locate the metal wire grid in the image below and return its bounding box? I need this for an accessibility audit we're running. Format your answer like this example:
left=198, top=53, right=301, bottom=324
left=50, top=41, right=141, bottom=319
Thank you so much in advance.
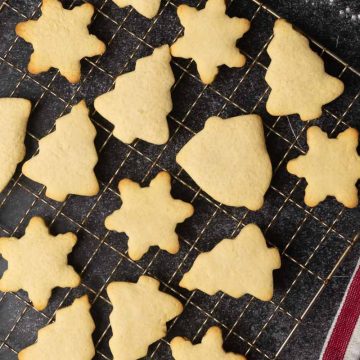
left=0, top=0, right=358, bottom=359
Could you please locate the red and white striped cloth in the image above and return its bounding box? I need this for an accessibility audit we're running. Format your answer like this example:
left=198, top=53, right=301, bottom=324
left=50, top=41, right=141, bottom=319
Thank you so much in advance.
left=321, top=261, right=360, bottom=360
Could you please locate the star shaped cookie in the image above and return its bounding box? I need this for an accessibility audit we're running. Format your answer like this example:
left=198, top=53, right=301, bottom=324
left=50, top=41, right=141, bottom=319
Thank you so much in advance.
left=287, top=126, right=360, bottom=207
left=171, top=0, right=250, bottom=84
left=171, top=326, right=246, bottom=360
left=105, top=172, right=194, bottom=260
left=16, top=0, right=106, bottom=83
left=0, top=217, right=80, bottom=310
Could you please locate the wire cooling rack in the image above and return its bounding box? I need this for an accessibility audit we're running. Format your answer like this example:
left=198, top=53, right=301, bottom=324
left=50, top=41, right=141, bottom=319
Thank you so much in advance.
left=0, top=0, right=359, bottom=359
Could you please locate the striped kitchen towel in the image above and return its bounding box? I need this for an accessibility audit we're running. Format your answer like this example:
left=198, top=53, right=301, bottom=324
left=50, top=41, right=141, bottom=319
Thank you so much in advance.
left=321, top=261, right=360, bottom=360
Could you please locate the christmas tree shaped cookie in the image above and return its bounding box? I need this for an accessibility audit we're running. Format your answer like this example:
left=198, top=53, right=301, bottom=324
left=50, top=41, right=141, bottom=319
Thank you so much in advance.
left=107, top=276, right=183, bottom=360
left=0, top=98, right=31, bottom=192
left=287, top=126, right=360, bottom=208
left=18, top=296, right=95, bottom=360
left=16, top=0, right=106, bottom=83
left=180, top=224, right=281, bottom=301
left=176, top=115, right=272, bottom=210
left=112, top=0, right=161, bottom=18
left=0, top=217, right=80, bottom=310
left=95, top=45, right=174, bottom=145
left=22, top=101, right=99, bottom=202
left=171, top=326, right=246, bottom=360
left=171, top=0, right=250, bottom=84
left=265, top=19, right=344, bottom=121
left=105, top=172, right=194, bottom=260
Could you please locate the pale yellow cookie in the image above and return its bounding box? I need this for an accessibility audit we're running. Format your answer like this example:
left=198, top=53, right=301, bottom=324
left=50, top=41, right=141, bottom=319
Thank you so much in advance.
left=22, top=101, right=99, bottom=202
left=112, top=0, right=161, bottom=18
left=107, top=275, right=183, bottom=360
left=180, top=224, right=281, bottom=301
left=287, top=126, right=360, bottom=208
left=18, top=296, right=95, bottom=360
left=16, top=0, right=106, bottom=83
left=171, top=326, right=246, bottom=360
left=176, top=115, right=272, bottom=210
left=265, top=19, right=344, bottom=121
left=170, top=0, right=250, bottom=84
left=0, top=98, right=31, bottom=192
left=94, top=45, right=174, bottom=145
left=105, top=172, right=194, bottom=260
left=0, top=217, right=80, bottom=310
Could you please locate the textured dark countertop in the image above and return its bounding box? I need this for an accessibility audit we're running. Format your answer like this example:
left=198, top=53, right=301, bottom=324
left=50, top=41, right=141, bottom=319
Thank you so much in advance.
left=0, top=1, right=359, bottom=360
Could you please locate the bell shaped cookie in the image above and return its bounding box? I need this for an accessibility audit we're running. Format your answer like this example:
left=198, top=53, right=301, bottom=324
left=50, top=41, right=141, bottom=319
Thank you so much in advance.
left=265, top=19, right=344, bottom=121
left=176, top=115, right=272, bottom=210
left=180, top=224, right=281, bottom=301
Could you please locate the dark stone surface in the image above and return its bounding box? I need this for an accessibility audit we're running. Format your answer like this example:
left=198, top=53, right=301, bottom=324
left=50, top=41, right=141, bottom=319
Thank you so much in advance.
left=0, top=0, right=359, bottom=359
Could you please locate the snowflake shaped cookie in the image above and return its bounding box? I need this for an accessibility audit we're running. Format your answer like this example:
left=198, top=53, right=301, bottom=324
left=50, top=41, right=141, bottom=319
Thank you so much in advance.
left=16, top=0, right=106, bottom=83
left=0, top=217, right=80, bottom=310
left=287, top=126, right=360, bottom=207
left=112, top=0, right=161, bottom=18
left=105, top=172, right=194, bottom=260
left=171, top=0, right=250, bottom=84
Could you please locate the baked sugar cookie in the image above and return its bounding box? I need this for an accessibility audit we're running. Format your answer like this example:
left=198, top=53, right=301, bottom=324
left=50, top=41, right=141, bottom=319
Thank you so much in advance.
left=176, top=115, right=272, bottom=210
left=180, top=224, right=281, bottom=301
left=287, top=126, right=360, bottom=208
left=0, top=217, right=80, bottom=310
left=18, top=296, right=95, bottom=360
left=265, top=19, right=344, bottom=121
left=107, top=276, right=183, bottom=360
left=105, top=172, right=194, bottom=260
left=171, top=326, right=246, bottom=360
left=16, top=0, right=106, bottom=83
left=22, top=101, right=99, bottom=202
left=112, top=0, right=161, bottom=18
left=95, top=45, right=174, bottom=145
left=171, top=0, right=250, bottom=84
left=0, top=98, right=31, bottom=192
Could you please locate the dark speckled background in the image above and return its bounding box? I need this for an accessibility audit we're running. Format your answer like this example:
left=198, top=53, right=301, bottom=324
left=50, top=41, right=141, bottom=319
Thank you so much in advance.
left=0, top=0, right=359, bottom=359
